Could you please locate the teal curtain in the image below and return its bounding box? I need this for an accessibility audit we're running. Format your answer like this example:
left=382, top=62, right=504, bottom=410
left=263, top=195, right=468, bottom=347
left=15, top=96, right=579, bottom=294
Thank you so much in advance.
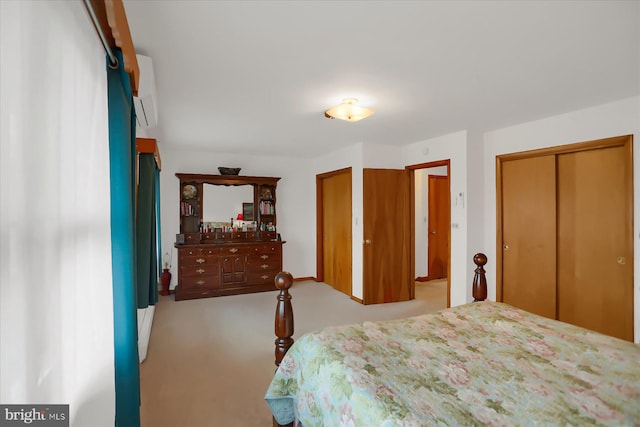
left=108, top=49, right=141, bottom=427
left=155, top=167, right=162, bottom=276
left=136, top=153, right=159, bottom=308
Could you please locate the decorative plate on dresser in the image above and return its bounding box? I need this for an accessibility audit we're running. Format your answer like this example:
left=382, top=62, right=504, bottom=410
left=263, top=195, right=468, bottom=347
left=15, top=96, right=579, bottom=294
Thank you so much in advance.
left=182, top=184, right=197, bottom=199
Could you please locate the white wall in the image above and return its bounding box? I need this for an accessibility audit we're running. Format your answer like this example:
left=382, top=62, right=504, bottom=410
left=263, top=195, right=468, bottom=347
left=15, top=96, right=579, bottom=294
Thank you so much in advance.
left=160, top=147, right=316, bottom=286
left=466, top=130, right=486, bottom=301
left=482, top=96, right=640, bottom=343
left=401, top=131, right=469, bottom=307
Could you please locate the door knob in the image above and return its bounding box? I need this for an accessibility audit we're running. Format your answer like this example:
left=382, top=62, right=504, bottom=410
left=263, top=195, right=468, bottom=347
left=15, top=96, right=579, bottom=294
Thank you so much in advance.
left=617, top=256, right=626, bottom=265
left=503, top=244, right=509, bottom=251
left=430, top=231, right=436, bottom=234
left=364, top=239, right=372, bottom=245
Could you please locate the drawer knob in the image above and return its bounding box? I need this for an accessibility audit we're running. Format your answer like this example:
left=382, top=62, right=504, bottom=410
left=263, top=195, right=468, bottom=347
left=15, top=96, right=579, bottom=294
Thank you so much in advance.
left=261, top=275, right=269, bottom=280
left=260, top=254, right=269, bottom=260
left=196, top=258, right=205, bottom=264
left=196, top=268, right=205, bottom=274
left=229, top=248, right=238, bottom=253
left=196, top=280, right=205, bottom=286
left=261, top=264, right=269, bottom=269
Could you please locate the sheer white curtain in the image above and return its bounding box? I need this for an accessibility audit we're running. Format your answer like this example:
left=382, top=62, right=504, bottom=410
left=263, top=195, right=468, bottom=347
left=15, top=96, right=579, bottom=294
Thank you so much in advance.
left=1, top=1, right=115, bottom=424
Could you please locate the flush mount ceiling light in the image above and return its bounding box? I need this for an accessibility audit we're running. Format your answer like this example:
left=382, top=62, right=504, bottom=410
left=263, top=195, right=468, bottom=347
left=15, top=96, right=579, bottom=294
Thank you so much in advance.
left=324, top=98, right=374, bottom=122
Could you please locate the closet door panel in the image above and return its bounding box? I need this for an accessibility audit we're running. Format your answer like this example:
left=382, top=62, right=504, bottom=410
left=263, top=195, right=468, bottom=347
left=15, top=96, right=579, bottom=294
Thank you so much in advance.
left=501, top=155, right=557, bottom=319
left=557, top=145, right=633, bottom=341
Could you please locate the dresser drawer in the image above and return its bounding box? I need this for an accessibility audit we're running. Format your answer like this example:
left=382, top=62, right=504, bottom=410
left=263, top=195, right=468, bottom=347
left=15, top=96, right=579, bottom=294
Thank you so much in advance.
left=180, top=275, right=221, bottom=290
left=255, top=243, right=282, bottom=254
left=246, top=271, right=277, bottom=285
left=246, top=258, right=281, bottom=273
left=219, top=245, right=253, bottom=255
left=252, top=252, right=280, bottom=262
left=179, top=247, right=218, bottom=257
left=181, top=264, right=219, bottom=277
left=181, top=255, right=218, bottom=266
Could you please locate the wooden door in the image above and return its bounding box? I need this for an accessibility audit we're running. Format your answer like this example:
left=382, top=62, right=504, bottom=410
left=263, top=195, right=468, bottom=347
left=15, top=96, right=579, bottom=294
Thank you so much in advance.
left=427, top=175, right=449, bottom=280
left=500, top=155, right=557, bottom=319
left=557, top=144, right=633, bottom=340
left=363, top=169, right=411, bottom=304
left=321, top=170, right=352, bottom=296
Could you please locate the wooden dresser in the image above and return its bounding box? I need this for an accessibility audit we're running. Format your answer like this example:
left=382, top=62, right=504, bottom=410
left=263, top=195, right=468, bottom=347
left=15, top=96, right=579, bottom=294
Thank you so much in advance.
left=175, top=232, right=283, bottom=300
left=174, top=173, right=284, bottom=301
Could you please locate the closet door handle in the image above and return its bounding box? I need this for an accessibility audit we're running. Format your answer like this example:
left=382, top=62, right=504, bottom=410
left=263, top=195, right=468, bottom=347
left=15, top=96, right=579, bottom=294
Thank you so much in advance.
left=617, top=256, right=626, bottom=265
left=503, top=244, right=509, bottom=251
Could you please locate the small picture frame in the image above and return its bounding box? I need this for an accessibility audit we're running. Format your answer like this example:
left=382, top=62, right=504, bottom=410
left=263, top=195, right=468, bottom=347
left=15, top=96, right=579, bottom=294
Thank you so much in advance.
left=242, top=202, right=254, bottom=221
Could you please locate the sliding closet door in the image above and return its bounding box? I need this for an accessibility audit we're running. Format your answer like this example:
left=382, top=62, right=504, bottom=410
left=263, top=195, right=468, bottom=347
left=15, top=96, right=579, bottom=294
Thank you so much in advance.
left=321, top=169, right=352, bottom=296
left=501, top=155, right=556, bottom=319
left=557, top=144, right=633, bottom=341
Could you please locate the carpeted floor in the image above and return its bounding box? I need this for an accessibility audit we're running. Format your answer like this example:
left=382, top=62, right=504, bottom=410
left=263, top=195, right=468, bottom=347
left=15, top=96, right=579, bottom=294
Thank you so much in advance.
left=140, top=279, right=447, bottom=427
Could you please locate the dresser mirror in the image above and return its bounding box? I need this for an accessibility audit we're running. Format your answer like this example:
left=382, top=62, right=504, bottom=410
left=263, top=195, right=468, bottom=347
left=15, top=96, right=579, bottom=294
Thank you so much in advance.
left=202, top=183, right=253, bottom=225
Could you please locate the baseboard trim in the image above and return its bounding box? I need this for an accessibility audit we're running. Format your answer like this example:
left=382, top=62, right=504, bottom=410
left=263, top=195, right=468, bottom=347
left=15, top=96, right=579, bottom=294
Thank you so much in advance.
left=350, top=295, right=364, bottom=304
left=293, top=276, right=316, bottom=282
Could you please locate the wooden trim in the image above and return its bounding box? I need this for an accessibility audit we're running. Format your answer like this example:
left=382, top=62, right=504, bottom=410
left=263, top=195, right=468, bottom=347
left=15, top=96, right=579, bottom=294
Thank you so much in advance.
left=497, top=134, right=632, bottom=161
left=495, top=134, right=633, bottom=303
left=293, top=276, right=316, bottom=282
left=405, top=159, right=450, bottom=170
left=175, top=173, right=280, bottom=186
left=316, top=174, right=324, bottom=283
left=405, top=160, right=451, bottom=308
left=105, top=0, right=139, bottom=96
left=315, top=167, right=352, bottom=284
left=136, top=138, right=161, bottom=170
left=350, top=295, right=364, bottom=304
left=495, top=155, right=504, bottom=302
left=85, top=0, right=139, bottom=96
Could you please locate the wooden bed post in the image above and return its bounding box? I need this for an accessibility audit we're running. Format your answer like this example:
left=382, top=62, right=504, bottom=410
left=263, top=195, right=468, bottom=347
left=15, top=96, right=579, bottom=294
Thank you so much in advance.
left=274, top=271, right=294, bottom=367
left=273, top=272, right=294, bottom=427
left=472, top=253, right=488, bottom=302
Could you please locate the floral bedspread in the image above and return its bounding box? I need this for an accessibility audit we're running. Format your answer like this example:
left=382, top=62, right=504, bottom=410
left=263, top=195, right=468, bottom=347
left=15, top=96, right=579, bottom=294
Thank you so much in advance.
left=265, top=301, right=640, bottom=426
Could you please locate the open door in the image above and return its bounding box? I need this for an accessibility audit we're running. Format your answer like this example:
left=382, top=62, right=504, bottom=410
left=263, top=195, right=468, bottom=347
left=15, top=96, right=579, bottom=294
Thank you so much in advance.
left=427, top=175, right=449, bottom=280
left=363, top=168, right=412, bottom=304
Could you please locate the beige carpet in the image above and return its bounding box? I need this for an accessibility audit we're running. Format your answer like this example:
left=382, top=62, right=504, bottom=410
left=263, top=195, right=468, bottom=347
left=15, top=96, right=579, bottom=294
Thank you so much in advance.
left=140, top=279, right=447, bottom=427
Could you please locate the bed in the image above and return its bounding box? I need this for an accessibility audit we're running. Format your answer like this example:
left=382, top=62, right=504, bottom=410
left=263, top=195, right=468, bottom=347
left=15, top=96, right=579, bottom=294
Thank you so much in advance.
left=265, top=254, right=640, bottom=426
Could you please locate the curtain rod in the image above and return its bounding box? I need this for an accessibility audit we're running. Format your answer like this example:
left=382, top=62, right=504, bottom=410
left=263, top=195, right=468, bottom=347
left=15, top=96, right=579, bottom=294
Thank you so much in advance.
left=83, top=0, right=119, bottom=69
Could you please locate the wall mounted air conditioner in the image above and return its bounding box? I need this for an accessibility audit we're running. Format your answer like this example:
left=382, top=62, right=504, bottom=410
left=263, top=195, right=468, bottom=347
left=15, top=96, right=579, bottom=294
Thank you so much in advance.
left=133, top=54, right=158, bottom=129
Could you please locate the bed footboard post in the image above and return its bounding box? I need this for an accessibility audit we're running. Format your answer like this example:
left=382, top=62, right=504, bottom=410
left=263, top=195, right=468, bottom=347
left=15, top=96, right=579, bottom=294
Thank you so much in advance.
left=472, top=253, right=488, bottom=302
left=274, top=271, right=294, bottom=367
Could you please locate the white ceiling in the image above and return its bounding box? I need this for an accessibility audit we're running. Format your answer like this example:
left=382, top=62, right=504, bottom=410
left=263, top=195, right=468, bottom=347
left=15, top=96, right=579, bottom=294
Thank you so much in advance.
left=124, top=1, right=639, bottom=158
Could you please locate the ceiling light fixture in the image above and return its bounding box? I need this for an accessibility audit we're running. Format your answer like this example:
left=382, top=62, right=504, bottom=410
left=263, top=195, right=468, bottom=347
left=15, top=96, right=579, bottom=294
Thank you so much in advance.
left=324, top=98, right=374, bottom=122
